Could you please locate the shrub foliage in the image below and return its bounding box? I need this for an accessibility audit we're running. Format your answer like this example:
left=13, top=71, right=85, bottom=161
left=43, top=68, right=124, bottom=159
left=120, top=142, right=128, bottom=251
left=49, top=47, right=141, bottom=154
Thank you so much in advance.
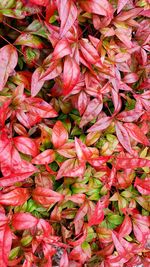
left=0, top=0, right=150, bottom=266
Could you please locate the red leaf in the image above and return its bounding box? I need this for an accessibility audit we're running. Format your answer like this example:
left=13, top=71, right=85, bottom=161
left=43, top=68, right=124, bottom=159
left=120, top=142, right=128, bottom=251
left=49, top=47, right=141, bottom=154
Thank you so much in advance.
left=31, top=67, right=45, bottom=97
left=77, top=91, right=89, bottom=116
left=0, top=188, right=30, bottom=206
left=32, top=149, right=55, bottom=165
left=88, top=200, right=104, bottom=226
left=132, top=214, right=150, bottom=242
left=32, top=187, right=64, bottom=207
left=60, top=251, right=69, bottom=267
left=117, top=110, right=143, bottom=122
left=88, top=116, right=112, bottom=132
left=111, top=231, right=126, bottom=255
left=88, top=156, right=111, bottom=169
left=25, top=98, right=58, bottom=118
left=123, top=73, right=139, bottom=84
left=124, top=123, right=150, bottom=146
left=115, top=121, right=134, bottom=155
left=14, top=136, right=38, bottom=157
left=0, top=171, right=36, bottom=187
left=56, top=159, right=85, bottom=180
left=57, top=142, right=76, bottom=158
left=117, top=0, right=129, bottom=14
left=118, top=215, right=132, bottom=237
left=58, top=0, right=78, bottom=37
left=14, top=33, right=43, bottom=49
left=63, top=56, right=80, bottom=95
left=66, top=194, right=86, bottom=205
left=75, top=138, right=92, bottom=162
left=68, top=228, right=87, bottom=246
left=80, top=99, right=103, bottom=127
left=116, top=157, right=150, bottom=169
left=80, top=39, right=102, bottom=65
left=29, top=0, right=49, bottom=6
left=78, top=0, right=113, bottom=17
left=52, top=121, right=68, bottom=148
left=0, top=45, right=18, bottom=91
left=12, top=213, right=38, bottom=230
left=0, top=224, right=12, bottom=267
left=53, top=39, right=71, bottom=60
left=134, top=177, right=150, bottom=195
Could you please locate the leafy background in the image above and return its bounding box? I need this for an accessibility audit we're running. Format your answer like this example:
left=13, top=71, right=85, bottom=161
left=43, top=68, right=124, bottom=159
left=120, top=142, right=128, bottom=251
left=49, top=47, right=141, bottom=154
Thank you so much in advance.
left=0, top=0, right=150, bottom=266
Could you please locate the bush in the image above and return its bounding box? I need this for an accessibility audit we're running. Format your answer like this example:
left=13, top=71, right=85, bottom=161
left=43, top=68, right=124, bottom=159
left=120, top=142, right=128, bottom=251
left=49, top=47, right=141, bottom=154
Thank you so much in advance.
left=0, top=0, right=150, bottom=266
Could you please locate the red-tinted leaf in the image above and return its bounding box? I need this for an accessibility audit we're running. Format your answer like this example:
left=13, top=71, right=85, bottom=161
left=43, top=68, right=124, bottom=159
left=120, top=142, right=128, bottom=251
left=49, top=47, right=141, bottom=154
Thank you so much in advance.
left=118, top=215, right=132, bottom=237
left=68, top=228, right=87, bottom=246
left=123, top=73, right=139, bottom=84
left=57, top=142, right=76, bottom=158
left=117, top=0, right=129, bottom=14
left=32, top=149, right=55, bottom=165
left=60, top=251, right=69, bottom=267
left=32, top=187, right=64, bottom=207
left=58, top=0, right=77, bottom=37
left=66, top=194, right=86, bottom=205
left=56, top=159, right=85, bottom=180
left=0, top=224, right=12, bottom=267
left=80, top=39, right=102, bottom=65
left=0, top=188, right=30, bottom=206
left=132, top=214, right=150, bottom=242
left=88, top=156, right=111, bottom=169
left=88, top=200, right=104, bottom=226
left=88, top=116, right=112, bottom=132
left=111, top=231, right=126, bottom=255
left=77, top=91, right=89, bottom=116
left=0, top=45, right=18, bottom=91
left=75, top=138, right=92, bottom=162
left=53, top=39, right=71, bottom=60
left=14, top=33, right=43, bottom=49
left=63, top=56, right=80, bottom=95
left=29, top=0, right=49, bottom=6
left=116, top=109, right=143, bottom=122
left=14, top=136, right=38, bottom=157
left=116, top=157, right=150, bottom=169
left=115, top=121, right=134, bottom=154
left=79, top=0, right=113, bottom=17
left=80, top=99, right=103, bottom=127
left=52, top=121, right=68, bottom=148
left=134, top=177, right=150, bottom=195
left=12, top=213, right=38, bottom=230
left=31, top=67, right=45, bottom=97
left=124, top=123, right=150, bottom=146
left=25, top=98, right=58, bottom=118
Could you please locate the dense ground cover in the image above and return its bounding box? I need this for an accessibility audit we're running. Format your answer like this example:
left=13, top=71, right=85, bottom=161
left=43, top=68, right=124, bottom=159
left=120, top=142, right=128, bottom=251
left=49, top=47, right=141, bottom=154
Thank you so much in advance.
left=0, top=0, right=150, bottom=266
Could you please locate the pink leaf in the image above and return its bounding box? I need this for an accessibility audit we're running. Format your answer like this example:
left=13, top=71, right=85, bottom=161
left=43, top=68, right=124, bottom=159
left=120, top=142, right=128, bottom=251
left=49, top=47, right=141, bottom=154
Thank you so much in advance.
left=0, top=45, right=18, bottom=91
left=60, top=251, right=69, bottom=267
left=117, top=0, right=129, bottom=14
left=0, top=224, right=12, bottom=267
left=12, top=213, right=38, bottom=230
left=88, top=200, right=105, bottom=226
left=52, top=121, right=68, bottom=148
left=32, top=149, right=55, bottom=165
left=56, top=159, right=85, bottom=180
left=53, top=38, right=71, bottom=60
left=32, top=187, right=64, bottom=207
left=124, top=123, right=150, bottom=146
left=57, top=0, right=78, bottom=37
left=115, top=121, right=134, bottom=154
left=116, top=157, right=150, bottom=169
left=0, top=188, right=30, bottom=206
left=80, top=99, right=103, bottom=127
left=63, top=56, right=80, bottom=95
left=14, top=136, right=38, bottom=157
